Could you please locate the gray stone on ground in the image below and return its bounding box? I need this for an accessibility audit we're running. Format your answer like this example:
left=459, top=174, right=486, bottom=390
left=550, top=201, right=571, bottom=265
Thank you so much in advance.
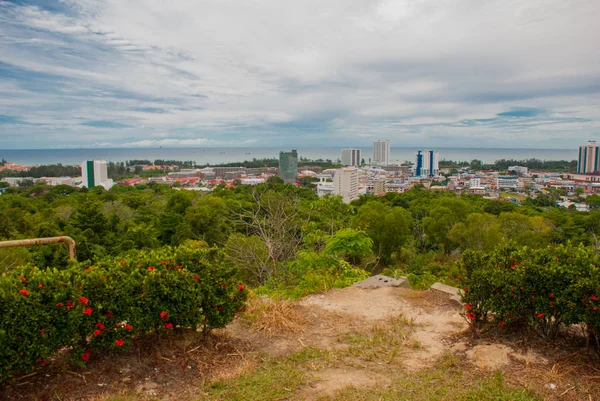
left=430, top=282, right=463, bottom=296
left=354, top=275, right=409, bottom=289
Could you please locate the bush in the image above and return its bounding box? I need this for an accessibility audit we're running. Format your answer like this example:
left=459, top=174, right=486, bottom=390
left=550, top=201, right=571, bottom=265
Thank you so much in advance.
left=257, top=251, right=369, bottom=299
left=0, top=245, right=246, bottom=382
left=460, top=242, right=600, bottom=343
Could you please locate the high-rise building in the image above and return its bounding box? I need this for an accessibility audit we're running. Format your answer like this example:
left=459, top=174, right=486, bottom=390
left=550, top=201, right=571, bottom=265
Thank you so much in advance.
left=278, top=150, right=298, bottom=184
left=333, top=167, right=359, bottom=203
left=577, top=141, right=600, bottom=174
left=341, top=148, right=362, bottom=167
left=372, top=140, right=390, bottom=166
left=81, top=160, right=113, bottom=189
left=413, top=150, right=439, bottom=177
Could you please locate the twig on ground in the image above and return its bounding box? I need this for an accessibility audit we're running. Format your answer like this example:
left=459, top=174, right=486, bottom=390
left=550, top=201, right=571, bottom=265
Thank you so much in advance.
left=15, top=372, right=37, bottom=381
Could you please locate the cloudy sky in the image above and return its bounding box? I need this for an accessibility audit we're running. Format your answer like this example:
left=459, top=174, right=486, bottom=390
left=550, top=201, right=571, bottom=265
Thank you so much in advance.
left=1, top=0, right=599, bottom=149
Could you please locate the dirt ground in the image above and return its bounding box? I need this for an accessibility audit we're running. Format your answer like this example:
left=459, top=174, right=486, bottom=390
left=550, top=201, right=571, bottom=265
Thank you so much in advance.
left=2, top=285, right=599, bottom=401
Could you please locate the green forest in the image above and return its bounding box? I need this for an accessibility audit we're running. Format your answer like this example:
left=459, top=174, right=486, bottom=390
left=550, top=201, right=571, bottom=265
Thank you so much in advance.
left=0, top=177, right=598, bottom=288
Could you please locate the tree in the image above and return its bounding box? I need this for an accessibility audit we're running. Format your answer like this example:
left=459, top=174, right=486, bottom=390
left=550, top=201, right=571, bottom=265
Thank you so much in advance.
left=224, top=189, right=308, bottom=281
left=449, top=213, right=502, bottom=252
left=324, top=228, right=373, bottom=264
left=423, top=206, right=459, bottom=254
left=353, top=203, right=411, bottom=266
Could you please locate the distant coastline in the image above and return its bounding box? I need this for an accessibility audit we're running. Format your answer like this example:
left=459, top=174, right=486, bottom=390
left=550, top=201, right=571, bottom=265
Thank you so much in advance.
left=0, top=147, right=577, bottom=167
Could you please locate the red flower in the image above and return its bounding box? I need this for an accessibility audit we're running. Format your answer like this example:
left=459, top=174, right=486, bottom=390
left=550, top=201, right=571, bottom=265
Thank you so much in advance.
left=164, top=323, right=173, bottom=329
left=148, top=266, right=155, bottom=271
left=115, top=339, right=125, bottom=347
left=160, top=311, right=168, bottom=319
left=124, top=324, right=132, bottom=331
left=56, top=302, right=64, bottom=307
left=120, top=260, right=126, bottom=265
left=498, top=321, right=507, bottom=327
left=193, top=275, right=199, bottom=281
left=549, top=293, right=555, bottom=299
left=83, top=307, right=93, bottom=315
left=456, top=275, right=462, bottom=281
left=593, top=307, right=599, bottom=312
left=177, top=265, right=183, bottom=270
left=40, top=328, right=46, bottom=336
left=531, top=296, right=535, bottom=300
left=38, top=283, right=44, bottom=289
left=93, top=329, right=101, bottom=337
left=513, top=295, right=517, bottom=299
left=106, top=310, right=114, bottom=319
left=238, top=285, right=244, bottom=291
left=79, top=296, right=88, bottom=305
left=141, top=292, right=146, bottom=297
left=95, top=322, right=105, bottom=330
left=19, top=289, right=29, bottom=296
left=81, top=349, right=92, bottom=362
left=536, top=312, right=545, bottom=318
left=591, top=295, right=598, bottom=301
left=18, top=275, right=26, bottom=282
left=465, top=304, right=473, bottom=311
left=160, top=261, right=167, bottom=265
left=67, top=301, right=75, bottom=309
left=466, top=312, right=476, bottom=321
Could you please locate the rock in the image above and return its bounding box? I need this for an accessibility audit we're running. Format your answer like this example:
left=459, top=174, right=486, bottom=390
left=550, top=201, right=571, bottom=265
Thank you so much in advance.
left=512, top=349, right=549, bottom=366
left=466, top=344, right=511, bottom=369
left=450, top=342, right=468, bottom=352
left=353, top=275, right=409, bottom=289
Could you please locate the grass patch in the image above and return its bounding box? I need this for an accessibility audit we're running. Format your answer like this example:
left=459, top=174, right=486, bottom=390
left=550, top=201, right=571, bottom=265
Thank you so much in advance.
left=325, top=360, right=539, bottom=401
left=241, top=296, right=309, bottom=337
left=206, top=348, right=324, bottom=401
left=341, top=314, right=413, bottom=363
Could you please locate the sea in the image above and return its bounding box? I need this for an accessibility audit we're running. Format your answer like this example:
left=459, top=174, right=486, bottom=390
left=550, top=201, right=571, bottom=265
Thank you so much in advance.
left=0, top=147, right=577, bottom=166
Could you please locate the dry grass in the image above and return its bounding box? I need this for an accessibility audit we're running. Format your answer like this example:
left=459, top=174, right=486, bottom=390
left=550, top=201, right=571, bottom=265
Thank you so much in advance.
left=504, top=352, right=600, bottom=401
left=243, top=297, right=310, bottom=338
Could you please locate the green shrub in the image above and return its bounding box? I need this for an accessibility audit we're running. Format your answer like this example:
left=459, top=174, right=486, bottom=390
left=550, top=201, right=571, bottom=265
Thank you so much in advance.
left=460, top=242, right=600, bottom=342
left=0, top=245, right=246, bottom=382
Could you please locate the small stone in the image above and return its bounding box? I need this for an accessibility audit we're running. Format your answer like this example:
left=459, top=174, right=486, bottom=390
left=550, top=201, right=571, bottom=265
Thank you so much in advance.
left=546, top=383, right=557, bottom=390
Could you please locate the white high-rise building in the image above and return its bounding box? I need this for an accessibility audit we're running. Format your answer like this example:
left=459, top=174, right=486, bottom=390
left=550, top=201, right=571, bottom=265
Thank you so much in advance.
left=413, top=150, right=440, bottom=177
left=373, top=140, right=390, bottom=166
left=81, top=160, right=114, bottom=190
left=341, top=148, right=362, bottom=167
left=333, top=167, right=359, bottom=204
left=577, top=141, right=600, bottom=174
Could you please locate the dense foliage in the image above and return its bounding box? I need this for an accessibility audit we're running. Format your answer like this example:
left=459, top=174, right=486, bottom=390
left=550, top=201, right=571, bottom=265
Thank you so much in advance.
left=0, top=245, right=246, bottom=382
left=460, top=242, right=599, bottom=345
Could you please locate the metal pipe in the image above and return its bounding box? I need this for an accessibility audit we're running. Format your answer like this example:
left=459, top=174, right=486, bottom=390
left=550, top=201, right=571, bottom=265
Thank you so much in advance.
left=0, top=236, right=76, bottom=260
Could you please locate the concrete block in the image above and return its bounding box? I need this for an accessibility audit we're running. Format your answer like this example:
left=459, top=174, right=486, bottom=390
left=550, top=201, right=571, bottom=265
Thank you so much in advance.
left=354, top=275, right=409, bottom=289
left=430, top=282, right=463, bottom=296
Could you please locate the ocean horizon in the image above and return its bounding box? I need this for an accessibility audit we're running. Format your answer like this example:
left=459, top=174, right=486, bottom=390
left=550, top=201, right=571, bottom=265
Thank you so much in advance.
left=0, top=147, right=578, bottom=166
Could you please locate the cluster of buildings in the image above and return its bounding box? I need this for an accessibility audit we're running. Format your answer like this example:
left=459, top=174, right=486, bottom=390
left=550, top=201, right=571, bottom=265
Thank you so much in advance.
left=3, top=141, right=600, bottom=211
left=310, top=140, right=440, bottom=203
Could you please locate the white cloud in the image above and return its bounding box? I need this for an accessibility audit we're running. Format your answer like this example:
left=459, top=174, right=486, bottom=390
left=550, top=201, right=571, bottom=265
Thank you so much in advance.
left=0, top=0, right=599, bottom=148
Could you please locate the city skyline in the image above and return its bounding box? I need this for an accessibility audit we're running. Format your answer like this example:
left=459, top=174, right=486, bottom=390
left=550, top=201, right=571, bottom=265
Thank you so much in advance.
left=1, top=0, right=599, bottom=149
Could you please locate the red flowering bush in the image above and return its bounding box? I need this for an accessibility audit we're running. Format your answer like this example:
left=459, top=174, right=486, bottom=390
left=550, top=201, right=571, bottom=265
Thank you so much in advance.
left=460, top=241, right=600, bottom=342
left=0, top=245, right=247, bottom=383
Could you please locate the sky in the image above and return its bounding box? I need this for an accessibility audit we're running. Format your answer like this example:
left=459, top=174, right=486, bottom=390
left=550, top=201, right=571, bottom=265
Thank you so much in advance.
left=0, top=0, right=599, bottom=149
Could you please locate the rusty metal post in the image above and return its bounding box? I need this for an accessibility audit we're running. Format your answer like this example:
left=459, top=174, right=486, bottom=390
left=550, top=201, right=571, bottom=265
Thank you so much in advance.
left=0, top=236, right=76, bottom=260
